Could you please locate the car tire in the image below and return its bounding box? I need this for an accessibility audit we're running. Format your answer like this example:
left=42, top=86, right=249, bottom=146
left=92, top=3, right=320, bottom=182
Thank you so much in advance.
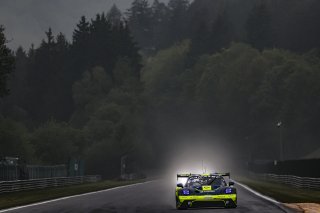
left=176, top=197, right=187, bottom=210
left=225, top=203, right=237, bottom=208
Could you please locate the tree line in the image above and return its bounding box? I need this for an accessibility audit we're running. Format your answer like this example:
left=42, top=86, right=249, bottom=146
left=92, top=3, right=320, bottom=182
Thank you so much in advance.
left=142, top=41, right=320, bottom=161
left=0, top=6, right=145, bottom=177
left=0, top=0, right=320, bottom=177
left=126, top=0, right=320, bottom=54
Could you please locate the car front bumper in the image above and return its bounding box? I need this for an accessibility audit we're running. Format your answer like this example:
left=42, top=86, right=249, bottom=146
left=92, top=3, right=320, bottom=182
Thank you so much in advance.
left=177, top=194, right=237, bottom=208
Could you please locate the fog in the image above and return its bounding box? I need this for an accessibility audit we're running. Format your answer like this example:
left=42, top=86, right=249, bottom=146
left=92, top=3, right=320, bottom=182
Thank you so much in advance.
left=153, top=123, right=243, bottom=178
left=1, top=0, right=319, bottom=183
left=0, top=0, right=168, bottom=50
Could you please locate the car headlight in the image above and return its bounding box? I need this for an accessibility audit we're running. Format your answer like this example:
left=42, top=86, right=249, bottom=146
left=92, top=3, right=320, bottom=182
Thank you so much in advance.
left=225, top=188, right=232, bottom=194
left=182, top=189, right=190, bottom=195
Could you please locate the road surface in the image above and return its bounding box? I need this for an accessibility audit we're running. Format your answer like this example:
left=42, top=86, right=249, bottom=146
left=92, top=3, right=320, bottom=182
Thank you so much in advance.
left=3, top=180, right=294, bottom=213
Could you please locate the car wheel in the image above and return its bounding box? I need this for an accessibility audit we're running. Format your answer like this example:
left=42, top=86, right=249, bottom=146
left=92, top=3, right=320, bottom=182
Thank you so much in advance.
left=225, top=203, right=237, bottom=208
left=176, top=197, right=187, bottom=210
left=225, top=199, right=237, bottom=209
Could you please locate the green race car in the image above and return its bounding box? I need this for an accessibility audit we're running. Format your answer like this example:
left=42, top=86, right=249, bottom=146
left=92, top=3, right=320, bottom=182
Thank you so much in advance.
left=175, top=173, right=237, bottom=209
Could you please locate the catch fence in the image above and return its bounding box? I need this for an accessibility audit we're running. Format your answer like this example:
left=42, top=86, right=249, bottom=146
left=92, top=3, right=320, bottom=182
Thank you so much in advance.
left=0, top=175, right=101, bottom=194
left=0, top=164, right=67, bottom=181
left=27, top=165, right=67, bottom=179
left=251, top=173, right=320, bottom=190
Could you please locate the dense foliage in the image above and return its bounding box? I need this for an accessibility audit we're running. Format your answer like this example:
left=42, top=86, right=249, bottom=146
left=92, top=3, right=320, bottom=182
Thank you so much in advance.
left=0, top=0, right=320, bottom=177
left=143, top=42, right=320, bottom=160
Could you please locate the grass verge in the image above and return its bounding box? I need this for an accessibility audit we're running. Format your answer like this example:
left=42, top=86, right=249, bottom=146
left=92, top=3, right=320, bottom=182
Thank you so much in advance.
left=234, top=175, right=320, bottom=203
left=0, top=179, right=146, bottom=210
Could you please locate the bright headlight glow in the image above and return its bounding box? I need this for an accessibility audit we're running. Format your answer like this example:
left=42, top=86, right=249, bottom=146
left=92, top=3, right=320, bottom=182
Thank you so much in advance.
left=225, top=188, right=232, bottom=194
left=182, top=189, right=190, bottom=195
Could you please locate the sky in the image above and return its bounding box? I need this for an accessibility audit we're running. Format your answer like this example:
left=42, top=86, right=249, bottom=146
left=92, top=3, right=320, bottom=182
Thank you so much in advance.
left=0, top=0, right=168, bottom=51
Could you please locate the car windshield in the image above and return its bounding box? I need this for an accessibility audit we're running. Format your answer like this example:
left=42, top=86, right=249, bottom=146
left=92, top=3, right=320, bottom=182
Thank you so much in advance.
left=186, top=176, right=226, bottom=188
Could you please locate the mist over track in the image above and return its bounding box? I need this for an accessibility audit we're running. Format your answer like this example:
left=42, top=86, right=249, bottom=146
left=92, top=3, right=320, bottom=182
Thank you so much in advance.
left=2, top=179, right=294, bottom=213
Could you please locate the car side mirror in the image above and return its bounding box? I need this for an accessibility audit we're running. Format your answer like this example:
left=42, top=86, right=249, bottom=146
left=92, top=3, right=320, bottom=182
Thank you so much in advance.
left=229, top=181, right=235, bottom=186
left=177, top=183, right=183, bottom=188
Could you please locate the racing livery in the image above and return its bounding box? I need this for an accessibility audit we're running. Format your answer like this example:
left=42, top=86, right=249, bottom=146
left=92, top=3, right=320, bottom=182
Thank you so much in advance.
left=175, top=173, right=237, bottom=209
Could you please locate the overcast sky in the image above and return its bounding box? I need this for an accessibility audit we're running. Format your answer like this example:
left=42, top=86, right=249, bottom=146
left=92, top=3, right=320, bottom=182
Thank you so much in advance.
left=0, top=0, right=168, bottom=51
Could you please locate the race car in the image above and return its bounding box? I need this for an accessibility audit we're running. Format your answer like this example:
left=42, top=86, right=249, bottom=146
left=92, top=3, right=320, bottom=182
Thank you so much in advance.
left=175, top=173, right=237, bottom=209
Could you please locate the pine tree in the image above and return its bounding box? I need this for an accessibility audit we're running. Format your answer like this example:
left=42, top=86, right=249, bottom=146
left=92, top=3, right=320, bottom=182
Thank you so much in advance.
left=209, top=11, right=233, bottom=53
left=11, top=47, right=28, bottom=99
left=89, top=13, right=114, bottom=75
left=151, top=0, right=169, bottom=50
left=127, top=0, right=153, bottom=50
left=72, top=16, right=90, bottom=45
left=25, top=29, right=56, bottom=120
left=245, top=3, right=273, bottom=50
left=71, top=16, right=91, bottom=79
left=189, top=21, right=211, bottom=57
left=56, top=33, right=69, bottom=51
left=107, top=4, right=122, bottom=28
left=28, top=44, right=35, bottom=58
left=167, top=0, right=190, bottom=43
left=189, top=11, right=232, bottom=58
left=116, top=23, right=142, bottom=78
left=45, top=28, right=54, bottom=47
left=0, top=26, right=15, bottom=96
left=3, top=46, right=28, bottom=119
left=25, top=29, right=74, bottom=121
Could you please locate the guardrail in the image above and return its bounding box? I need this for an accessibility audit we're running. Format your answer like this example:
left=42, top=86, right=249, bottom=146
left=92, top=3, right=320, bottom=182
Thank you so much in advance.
left=0, top=175, right=101, bottom=194
left=251, top=173, right=320, bottom=190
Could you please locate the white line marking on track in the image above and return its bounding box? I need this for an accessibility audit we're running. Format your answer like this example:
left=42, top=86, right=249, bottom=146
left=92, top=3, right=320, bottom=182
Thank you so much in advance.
left=233, top=180, right=280, bottom=204
left=0, top=180, right=156, bottom=213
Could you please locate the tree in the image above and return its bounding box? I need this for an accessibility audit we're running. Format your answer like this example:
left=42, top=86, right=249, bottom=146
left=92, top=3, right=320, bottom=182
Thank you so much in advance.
left=0, top=117, right=32, bottom=160
left=72, top=16, right=90, bottom=45
left=151, top=0, right=170, bottom=50
left=245, top=3, right=273, bottom=50
left=74, top=64, right=144, bottom=178
left=25, top=29, right=72, bottom=122
left=113, top=57, right=140, bottom=91
left=0, top=26, right=15, bottom=96
left=189, top=21, right=211, bottom=59
left=72, top=67, right=113, bottom=108
left=30, top=120, right=85, bottom=164
left=126, top=0, right=153, bottom=50
left=71, top=16, right=91, bottom=79
left=72, top=13, right=141, bottom=79
left=2, top=47, right=30, bottom=121
left=279, top=0, right=320, bottom=52
left=8, top=47, right=28, bottom=102
left=88, top=13, right=114, bottom=73
left=107, top=4, right=122, bottom=27
left=167, top=0, right=190, bottom=43
left=45, top=28, right=54, bottom=46
left=208, top=11, right=233, bottom=53
left=5, top=12, right=141, bottom=124
left=188, top=1, right=234, bottom=59
left=71, top=66, right=113, bottom=127
left=142, top=40, right=190, bottom=110
left=195, top=43, right=263, bottom=124
left=112, top=22, right=142, bottom=78
left=71, top=15, right=101, bottom=87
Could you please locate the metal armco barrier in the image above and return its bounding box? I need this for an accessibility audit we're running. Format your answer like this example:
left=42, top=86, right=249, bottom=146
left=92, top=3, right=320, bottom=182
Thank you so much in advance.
left=252, top=173, right=320, bottom=190
left=0, top=175, right=101, bottom=194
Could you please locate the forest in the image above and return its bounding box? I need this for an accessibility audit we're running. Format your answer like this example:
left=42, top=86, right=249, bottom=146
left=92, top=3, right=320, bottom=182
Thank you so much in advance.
left=0, top=0, right=320, bottom=177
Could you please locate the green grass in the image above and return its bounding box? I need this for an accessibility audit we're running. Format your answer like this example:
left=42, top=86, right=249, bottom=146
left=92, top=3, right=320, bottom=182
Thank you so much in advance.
left=235, top=175, right=320, bottom=203
left=0, top=179, right=145, bottom=210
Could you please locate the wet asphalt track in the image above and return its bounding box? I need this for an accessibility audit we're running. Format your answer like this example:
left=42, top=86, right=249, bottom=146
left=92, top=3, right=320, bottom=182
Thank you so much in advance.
left=3, top=180, right=295, bottom=213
